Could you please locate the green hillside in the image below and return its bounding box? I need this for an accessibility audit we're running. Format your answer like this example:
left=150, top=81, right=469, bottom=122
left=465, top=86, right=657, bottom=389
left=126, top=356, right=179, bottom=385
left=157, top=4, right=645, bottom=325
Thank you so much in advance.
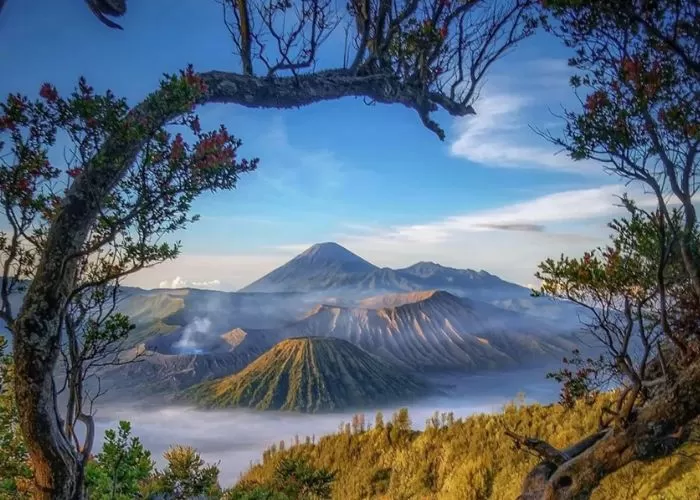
left=234, top=394, right=700, bottom=499
left=182, top=337, right=431, bottom=413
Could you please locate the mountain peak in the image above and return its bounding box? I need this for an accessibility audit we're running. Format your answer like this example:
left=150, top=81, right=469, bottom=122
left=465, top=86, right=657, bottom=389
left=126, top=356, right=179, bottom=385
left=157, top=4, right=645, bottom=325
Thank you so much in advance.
left=296, top=242, right=368, bottom=263
left=239, top=242, right=378, bottom=293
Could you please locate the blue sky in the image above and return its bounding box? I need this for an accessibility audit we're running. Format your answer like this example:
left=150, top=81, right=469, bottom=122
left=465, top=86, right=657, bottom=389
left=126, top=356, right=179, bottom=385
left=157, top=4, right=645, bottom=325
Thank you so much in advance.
left=0, top=0, right=653, bottom=289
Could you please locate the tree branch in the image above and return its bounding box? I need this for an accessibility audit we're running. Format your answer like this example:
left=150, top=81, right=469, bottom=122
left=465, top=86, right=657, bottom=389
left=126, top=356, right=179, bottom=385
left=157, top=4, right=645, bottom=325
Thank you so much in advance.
left=519, top=357, right=700, bottom=500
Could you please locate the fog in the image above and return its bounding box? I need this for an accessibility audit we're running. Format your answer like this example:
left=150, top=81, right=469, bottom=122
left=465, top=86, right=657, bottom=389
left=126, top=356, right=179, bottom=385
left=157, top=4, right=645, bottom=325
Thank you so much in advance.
left=92, top=366, right=560, bottom=487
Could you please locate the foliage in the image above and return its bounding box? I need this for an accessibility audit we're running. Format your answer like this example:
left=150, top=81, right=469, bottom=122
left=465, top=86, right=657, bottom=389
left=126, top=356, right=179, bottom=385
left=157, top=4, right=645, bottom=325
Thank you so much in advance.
left=84, top=420, right=155, bottom=499
left=539, top=0, right=700, bottom=295
left=536, top=203, right=699, bottom=425
left=0, top=337, right=32, bottom=497
left=143, top=445, right=222, bottom=499
left=238, top=398, right=700, bottom=499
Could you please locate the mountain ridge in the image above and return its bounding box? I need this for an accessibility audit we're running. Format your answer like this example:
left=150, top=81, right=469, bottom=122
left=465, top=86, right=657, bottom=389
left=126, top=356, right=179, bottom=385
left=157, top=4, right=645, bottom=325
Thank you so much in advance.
left=239, top=242, right=530, bottom=297
left=232, top=290, right=576, bottom=372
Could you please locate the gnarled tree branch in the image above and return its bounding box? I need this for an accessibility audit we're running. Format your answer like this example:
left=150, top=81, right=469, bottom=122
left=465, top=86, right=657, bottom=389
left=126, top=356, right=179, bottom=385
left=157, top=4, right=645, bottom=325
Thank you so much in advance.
left=517, top=358, right=700, bottom=500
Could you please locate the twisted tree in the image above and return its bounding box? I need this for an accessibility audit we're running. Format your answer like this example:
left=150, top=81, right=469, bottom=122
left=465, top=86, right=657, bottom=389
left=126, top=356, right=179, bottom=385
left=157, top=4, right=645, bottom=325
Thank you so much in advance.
left=1, top=1, right=541, bottom=498
left=511, top=1, right=700, bottom=498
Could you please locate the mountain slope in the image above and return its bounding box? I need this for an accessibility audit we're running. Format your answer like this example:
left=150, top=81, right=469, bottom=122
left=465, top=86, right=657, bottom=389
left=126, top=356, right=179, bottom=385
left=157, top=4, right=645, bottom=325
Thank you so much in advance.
left=272, top=290, right=576, bottom=371
left=183, top=337, right=430, bottom=413
left=241, top=243, right=379, bottom=293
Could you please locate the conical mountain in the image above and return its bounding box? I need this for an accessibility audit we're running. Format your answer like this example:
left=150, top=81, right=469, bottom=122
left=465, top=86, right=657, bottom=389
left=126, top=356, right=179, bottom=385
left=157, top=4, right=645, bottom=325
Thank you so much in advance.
left=239, top=243, right=379, bottom=293
left=182, top=337, right=430, bottom=413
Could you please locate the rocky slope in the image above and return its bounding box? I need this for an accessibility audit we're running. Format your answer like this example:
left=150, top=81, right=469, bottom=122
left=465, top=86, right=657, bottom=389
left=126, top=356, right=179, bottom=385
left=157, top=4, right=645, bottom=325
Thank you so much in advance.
left=268, top=290, right=576, bottom=371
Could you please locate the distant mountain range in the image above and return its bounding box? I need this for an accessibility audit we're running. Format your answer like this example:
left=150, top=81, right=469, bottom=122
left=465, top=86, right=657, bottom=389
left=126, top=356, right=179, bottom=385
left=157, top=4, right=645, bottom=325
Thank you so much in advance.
left=182, top=337, right=431, bottom=413
left=240, top=242, right=527, bottom=300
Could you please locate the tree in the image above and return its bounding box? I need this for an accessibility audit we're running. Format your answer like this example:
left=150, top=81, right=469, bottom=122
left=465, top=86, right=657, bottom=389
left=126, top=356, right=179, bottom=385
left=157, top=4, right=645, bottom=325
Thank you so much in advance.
left=2, top=2, right=543, bottom=496
left=0, top=72, right=255, bottom=498
left=538, top=205, right=689, bottom=414
left=271, top=457, right=335, bottom=499
left=145, top=444, right=222, bottom=499
left=510, top=2, right=700, bottom=497
left=84, top=420, right=154, bottom=499
left=538, top=0, right=699, bottom=298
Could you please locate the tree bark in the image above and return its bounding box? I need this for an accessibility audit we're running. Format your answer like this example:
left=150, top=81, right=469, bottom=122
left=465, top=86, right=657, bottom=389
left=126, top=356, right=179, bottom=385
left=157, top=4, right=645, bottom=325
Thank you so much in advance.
left=518, top=358, right=700, bottom=499
left=11, top=69, right=477, bottom=498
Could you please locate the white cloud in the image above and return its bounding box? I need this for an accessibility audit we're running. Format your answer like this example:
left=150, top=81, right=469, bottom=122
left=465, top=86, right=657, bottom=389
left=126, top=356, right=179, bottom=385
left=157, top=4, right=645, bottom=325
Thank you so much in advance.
left=157, top=276, right=221, bottom=289
left=450, top=59, right=599, bottom=173
left=450, top=91, right=591, bottom=172
left=340, top=185, right=655, bottom=245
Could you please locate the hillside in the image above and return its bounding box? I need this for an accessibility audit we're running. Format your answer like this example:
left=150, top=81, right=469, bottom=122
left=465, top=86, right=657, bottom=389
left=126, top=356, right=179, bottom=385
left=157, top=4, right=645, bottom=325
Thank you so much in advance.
left=267, top=290, right=576, bottom=371
left=183, top=337, right=430, bottom=413
left=235, top=394, right=700, bottom=500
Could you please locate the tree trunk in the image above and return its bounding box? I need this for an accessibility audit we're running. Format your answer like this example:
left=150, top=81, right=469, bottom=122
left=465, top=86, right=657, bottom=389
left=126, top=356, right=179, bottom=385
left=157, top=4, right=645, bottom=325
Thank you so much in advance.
left=518, top=358, right=700, bottom=499
left=12, top=92, right=186, bottom=497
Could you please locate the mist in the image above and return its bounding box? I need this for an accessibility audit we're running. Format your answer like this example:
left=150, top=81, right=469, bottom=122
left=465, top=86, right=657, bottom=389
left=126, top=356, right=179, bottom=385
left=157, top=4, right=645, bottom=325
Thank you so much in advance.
left=92, top=366, right=560, bottom=488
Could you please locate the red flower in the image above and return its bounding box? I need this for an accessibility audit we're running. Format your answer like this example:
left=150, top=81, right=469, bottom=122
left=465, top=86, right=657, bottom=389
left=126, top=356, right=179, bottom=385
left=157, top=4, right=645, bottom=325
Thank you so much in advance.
left=584, top=90, right=608, bottom=112
left=439, top=26, right=448, bottom=39
left=17, top=178, right=30, bottom=192
left=170, top=134, right=186, bottom=161
left=190, top=116, right=201, bottom=134
left=67, top=167, right=82, bottom=178
left=182, top=65, right=208, bottom=94
left=39, top=83, right=59, bottom=102
left=0, top=115, right=14, bottom=130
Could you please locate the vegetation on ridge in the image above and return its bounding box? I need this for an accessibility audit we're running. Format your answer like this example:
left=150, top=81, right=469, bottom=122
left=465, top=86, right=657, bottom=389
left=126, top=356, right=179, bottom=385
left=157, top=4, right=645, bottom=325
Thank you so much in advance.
left=234, top=395, right=700, bottom=500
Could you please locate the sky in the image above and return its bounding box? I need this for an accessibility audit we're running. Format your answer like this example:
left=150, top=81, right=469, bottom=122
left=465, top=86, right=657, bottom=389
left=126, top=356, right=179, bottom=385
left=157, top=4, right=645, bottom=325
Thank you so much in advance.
left=0, top=0, right=652, bottom=290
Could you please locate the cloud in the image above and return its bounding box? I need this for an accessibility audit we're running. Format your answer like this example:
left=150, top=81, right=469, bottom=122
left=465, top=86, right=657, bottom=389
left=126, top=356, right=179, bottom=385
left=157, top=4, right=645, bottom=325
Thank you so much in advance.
left=158, top=277, right=222, bottom=289
left=340, top=185, right=654, bottom=246
left=476, top=223, right=545, bottom=232
left=128, top=252, right=300, bottom=291
left=449, top=59, right=598, bottom=173
left=450, top=92, right=587, bottom=172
